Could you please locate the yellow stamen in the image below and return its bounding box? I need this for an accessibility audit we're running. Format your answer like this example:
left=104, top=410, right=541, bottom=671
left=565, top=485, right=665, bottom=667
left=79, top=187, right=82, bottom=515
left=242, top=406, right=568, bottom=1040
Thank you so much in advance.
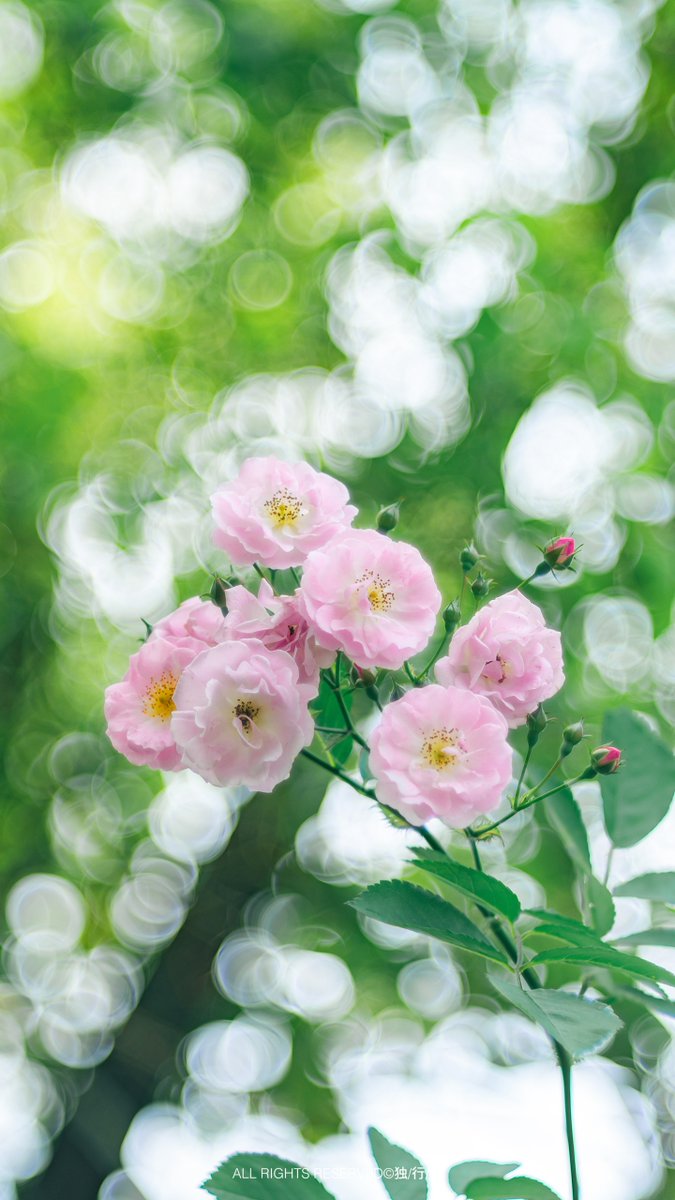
left=264, top=488, right=303, bottom=529
left=233, top=698, right=260, bottom=731
left=356, top=570, right=395, bottom=613
left=421, top=727, right=461, bottom=772
left=143, top=672, right=178, bottom=721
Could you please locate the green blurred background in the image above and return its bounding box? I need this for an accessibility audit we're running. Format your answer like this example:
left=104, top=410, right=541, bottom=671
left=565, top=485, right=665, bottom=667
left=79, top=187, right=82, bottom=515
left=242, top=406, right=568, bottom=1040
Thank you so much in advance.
left=1, top=0, right=674, bottom=1196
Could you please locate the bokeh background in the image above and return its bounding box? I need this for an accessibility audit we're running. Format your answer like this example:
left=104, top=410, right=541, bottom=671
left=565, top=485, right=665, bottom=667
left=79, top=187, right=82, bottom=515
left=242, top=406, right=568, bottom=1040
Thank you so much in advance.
left=1, top=0, right=674, bottom=1196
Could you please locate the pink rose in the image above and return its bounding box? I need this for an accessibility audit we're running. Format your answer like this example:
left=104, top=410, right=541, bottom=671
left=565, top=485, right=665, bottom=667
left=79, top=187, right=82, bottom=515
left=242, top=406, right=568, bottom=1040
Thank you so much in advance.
left=211, top=456, right=357, bottom=569
left=369, top=684, right=512, bottom=828
left=300, top=529, right=441, bottom=671
left=105, top=635, right=209, bottom=771
left=152, top=596, right=227, bottom=645
left=435, top=591, right=564, bottom=728
left=171, top=640, right=315, bottom=792
left=222, top=579, right=334, bottom=696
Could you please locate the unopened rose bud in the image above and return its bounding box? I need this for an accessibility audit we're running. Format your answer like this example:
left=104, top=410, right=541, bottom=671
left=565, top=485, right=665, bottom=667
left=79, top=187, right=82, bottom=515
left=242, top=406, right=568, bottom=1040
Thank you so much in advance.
left=471, top=572, right=492, bottom=599
left=350, top=664, right=378, bottom=690
left=460, top=544, right=480, bottom=573
left=210, top=576, right=232, bottom=614
left=591, top=745, right=622, bottom=775
left=561, top=720, right=584, bottom=757
left=544, top=536, right=577, bottom=569
left=376, top=502, right=400, bottom=533
left=443, top=600, right=461, bottom=635
left=526, top=704, right=547, bottom=747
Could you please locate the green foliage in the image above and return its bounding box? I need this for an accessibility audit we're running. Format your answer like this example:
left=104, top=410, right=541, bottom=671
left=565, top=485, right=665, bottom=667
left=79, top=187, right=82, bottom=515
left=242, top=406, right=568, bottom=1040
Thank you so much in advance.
left=530, top=945, right=675, bottom=988
left=545, top=788, right=591, bottom=873
left=490, top=977, right=622, bottom=1058
left=613, top=872, right=675, bottom=903
left=600, top=709, right=675, bottom=848
left=463, top=1178, right=562, bottom=1200
left=411, top=850, right=522, bottom=923
left=368, top=1128, right=428, bottom=1200
left=202, top=1155, right=336, bottom=1200
left=349, top=880, right=509, bottom=964
left=448, top=1163, right=521, bottom=1195
left=586, top=876, right=616, bottom=938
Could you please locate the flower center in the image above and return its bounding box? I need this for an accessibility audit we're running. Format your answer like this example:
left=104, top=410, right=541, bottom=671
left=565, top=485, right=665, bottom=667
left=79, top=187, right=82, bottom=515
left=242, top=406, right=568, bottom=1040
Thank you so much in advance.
left=421, top=727, right=462, bottom=772
left=143, top=672, right=178, bottom=721
left=264, top=488, right=303, bottom=529
left=233, top=698, right=260, bottom=732
left=481, top=653, right=511, bottom=685
left=356, top=569, right=395, bottom=613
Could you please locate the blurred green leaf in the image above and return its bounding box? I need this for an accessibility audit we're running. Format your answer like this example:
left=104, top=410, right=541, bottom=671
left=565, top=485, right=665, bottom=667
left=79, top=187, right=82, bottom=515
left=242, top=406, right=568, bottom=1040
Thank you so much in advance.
left=448, top=1163, right=520, bottom=1195
left=600, top=709, right=675, bottom=848
left=411, top=850, right=521, bottom=923
left=465, top=1178, right=562, bottom=1199
left=314, top=679, right=354, bottom=765
left=613, top=872, right=675, bottom=903
left=611, top=928, right=675, bottom=948
left=202, top=1155, right=337, bottom=1199
left=368, top=1127, right=427, bottom=1200
left=545, top=787, right=591, bottom=872
left=586, top=876, right=615, bottom=937
left=491, top=976, right=621, bottom=1057
left=349, top=881, right=509, bottom=964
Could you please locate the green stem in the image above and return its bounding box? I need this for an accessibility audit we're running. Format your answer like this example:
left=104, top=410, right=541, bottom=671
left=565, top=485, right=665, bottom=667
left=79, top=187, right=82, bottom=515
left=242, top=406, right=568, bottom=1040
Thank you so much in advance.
left=469, top=838, right=580, bottom=1199
left=514, top=743, right=533, bottom=805
left=417, top=631, right=449, bottom=681
left=325, top=658, right=368, bottom=750
left=403, top=661, right=419, bottom=686
left=559, top=1046, right=580, bottom=1200
left=470, top=773, right=578, bottom=838
left=300, top=748, right=373, bottom=797
left=252, top=562, right=269, bottom=585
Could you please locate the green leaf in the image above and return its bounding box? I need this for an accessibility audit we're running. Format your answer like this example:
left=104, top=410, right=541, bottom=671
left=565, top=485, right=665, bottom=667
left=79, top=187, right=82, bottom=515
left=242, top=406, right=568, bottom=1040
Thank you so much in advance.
left=586, top=876, right=615, bottom=937
left=202, top=1155, right=337, bottom=1200
left=368, top=1127, right=427, bottom=1200
left=611, top=928, right=675, bottom=948
left=529, top=945, right=675, bottom=988
left=448, top=1163, right=520, bottom=1195
left=491, top=976, right=621, bottom=1057
left=527, top=910, right=603, bottom=947
left=411, top=850, right=521, bottom=923
left=349, top=880, right=509, bottom=964
left=600, top=709, right=675, bottom=848
left=613, top=872, right=675, bottom=903
left=465, top=1177, right=563, bottom=1199
left=314, top=679, right=353, bottom=765
left=545, top=787, right=591, bottom=872
left=612, top=985, right=675, bottom=1018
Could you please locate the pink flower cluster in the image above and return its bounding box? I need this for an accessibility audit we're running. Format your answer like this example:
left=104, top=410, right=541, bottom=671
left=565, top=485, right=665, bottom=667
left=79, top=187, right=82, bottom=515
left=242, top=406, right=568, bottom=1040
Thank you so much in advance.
left=105, top=455, right=566, bottom=826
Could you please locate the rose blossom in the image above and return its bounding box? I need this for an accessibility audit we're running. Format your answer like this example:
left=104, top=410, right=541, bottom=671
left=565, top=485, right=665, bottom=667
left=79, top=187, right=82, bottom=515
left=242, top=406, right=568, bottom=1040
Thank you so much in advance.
left=591, top=745, right=622, bottom=775
left=222, top=579, right=334, bottom=695
left=105, top=635, right=209, bottom=771
left=435, top=591, right=564, bottom=727
left=152, top=596, right=227, bottom=645
left=171, top=640, right=314, bottom=792
left=300, top=529, right=441, bottom=671
left=211, top=456, right=356, bottom=569
left=369, top=684, right=512, bottom=828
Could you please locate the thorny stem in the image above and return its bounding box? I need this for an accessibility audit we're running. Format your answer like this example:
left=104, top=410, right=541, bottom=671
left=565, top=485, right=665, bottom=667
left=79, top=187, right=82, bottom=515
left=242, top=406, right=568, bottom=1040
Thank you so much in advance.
left=300, top=748, right=373, bottom=797
left=468, top=772, right=582, bottom=838
left=327, top=655, right=369, bottom=750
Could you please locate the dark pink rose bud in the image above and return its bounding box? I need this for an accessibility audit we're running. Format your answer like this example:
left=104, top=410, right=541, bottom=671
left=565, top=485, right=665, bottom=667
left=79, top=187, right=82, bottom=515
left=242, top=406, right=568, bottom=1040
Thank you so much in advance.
left=591, top=745, right=622, bottom=775
left=544, top=536, right=577, bottom=569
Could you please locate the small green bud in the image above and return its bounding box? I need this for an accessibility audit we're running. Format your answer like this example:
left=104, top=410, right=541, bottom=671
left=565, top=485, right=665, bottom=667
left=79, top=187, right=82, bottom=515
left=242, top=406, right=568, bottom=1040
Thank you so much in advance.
left=376, top=502, right=400, bottom=533
left=471, top=572, right=492, bottom=599
left=459, top=543, right=480, bottom=573
left=210, top=575, right=233, bottom=614
left=526, top=704, right=547, bottom=747
left=443, top=600, right=461, bottom=635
